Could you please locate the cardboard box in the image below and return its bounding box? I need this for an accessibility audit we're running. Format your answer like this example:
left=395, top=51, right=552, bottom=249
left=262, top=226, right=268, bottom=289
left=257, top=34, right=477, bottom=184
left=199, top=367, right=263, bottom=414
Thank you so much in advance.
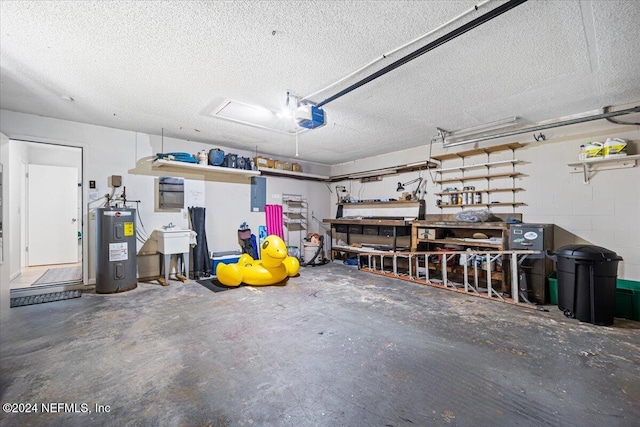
left=292, top=163, right=303, bottom=173
left=418, top=228, right=438, bottom=239
left=274, top=160, right=285, bottom=170
left=283, top=162, right=292, bottom=171
left=254, top=156, right=270, bottom=168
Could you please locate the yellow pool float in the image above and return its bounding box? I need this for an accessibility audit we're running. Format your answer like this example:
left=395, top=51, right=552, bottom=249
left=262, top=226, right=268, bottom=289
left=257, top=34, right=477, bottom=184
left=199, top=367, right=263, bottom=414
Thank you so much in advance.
left=216, top=235, right=300, bottom=286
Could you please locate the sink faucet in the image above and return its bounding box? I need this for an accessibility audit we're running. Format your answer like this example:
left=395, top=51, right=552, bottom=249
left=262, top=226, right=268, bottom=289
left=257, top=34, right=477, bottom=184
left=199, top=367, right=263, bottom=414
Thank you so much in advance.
left=163, top=222, right=175, bottom=230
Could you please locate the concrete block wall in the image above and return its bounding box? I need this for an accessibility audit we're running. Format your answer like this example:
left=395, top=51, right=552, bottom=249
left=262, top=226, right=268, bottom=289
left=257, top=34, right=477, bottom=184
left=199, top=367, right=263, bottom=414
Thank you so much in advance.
left=331, top=120, right=640, bottom=281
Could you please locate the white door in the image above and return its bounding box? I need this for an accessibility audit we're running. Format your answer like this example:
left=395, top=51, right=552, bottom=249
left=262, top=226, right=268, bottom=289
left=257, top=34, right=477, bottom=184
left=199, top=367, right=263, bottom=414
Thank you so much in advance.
left=28, top=164, right=78, bottom=265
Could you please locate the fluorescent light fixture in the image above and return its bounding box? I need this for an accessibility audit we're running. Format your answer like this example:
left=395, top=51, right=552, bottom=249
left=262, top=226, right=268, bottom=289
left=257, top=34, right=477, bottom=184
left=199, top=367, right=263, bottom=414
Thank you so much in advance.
left=438, top=117, right=521, bottom=148
left=347, top=167, right=398, bottom=179
left=446, top=116, right=519, bottom=138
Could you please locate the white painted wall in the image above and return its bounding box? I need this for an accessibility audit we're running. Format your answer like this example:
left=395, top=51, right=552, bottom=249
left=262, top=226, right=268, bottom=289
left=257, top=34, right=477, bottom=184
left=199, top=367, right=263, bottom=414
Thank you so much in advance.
left=0, top=110, right=332, bottom=283
left=330, top=119, right=640, bottom=281
left=8, top=140, right=27, bottom=280
left=0, top=133, right=10, bottom=322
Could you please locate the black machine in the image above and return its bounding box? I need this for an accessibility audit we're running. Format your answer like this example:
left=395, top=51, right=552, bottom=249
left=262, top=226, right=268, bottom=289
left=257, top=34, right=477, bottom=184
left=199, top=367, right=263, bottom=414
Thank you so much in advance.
left=223, top=153, right=237, bottom=168
left=509, top=223, right=554, bottom=304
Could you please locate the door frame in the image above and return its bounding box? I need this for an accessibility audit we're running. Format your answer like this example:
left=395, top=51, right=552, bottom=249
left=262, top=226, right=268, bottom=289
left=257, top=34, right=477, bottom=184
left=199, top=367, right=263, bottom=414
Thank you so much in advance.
left=9, top=136, right=89, bottom=288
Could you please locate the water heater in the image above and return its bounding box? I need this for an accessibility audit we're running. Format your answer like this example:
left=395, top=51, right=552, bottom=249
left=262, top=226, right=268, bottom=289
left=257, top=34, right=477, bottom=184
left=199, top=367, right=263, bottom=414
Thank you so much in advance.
left=96, top=207, right=137, bottom=293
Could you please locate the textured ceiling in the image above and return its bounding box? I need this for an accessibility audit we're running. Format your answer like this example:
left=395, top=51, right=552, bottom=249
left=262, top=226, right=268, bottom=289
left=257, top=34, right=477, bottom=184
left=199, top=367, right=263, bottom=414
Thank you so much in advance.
left=1, top=0, right=639, bottom=165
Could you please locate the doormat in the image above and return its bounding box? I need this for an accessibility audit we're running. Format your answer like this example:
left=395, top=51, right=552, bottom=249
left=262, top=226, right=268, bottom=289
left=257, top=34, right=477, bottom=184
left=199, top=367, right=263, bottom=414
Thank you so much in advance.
left=11, top=290, right=82, bottom=308
left=196, top=279, right=242, bottom=293
left=32, top=266, right=82, bottom=286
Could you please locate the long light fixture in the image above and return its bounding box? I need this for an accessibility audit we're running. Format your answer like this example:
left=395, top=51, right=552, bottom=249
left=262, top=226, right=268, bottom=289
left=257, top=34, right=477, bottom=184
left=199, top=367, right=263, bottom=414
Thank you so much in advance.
left=441, top=116, right=519, bottom=139
left=441, top=105, right=640, bottom=148
left=347, top=167, right=398, bottom=179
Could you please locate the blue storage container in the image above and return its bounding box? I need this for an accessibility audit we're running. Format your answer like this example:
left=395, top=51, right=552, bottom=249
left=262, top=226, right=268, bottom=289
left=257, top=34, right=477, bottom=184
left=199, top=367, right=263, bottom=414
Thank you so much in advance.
left=211, top=251, right=241, bottom=274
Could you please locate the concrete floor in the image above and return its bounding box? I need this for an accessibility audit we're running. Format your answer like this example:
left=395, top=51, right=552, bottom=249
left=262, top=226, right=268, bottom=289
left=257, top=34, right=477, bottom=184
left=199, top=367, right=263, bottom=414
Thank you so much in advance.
left=1, top=263, right=639, bottom=426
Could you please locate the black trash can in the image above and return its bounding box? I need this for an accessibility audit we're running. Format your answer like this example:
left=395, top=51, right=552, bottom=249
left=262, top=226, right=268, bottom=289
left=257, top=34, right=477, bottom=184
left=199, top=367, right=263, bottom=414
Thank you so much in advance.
left=548, top=245, right=622, bottom=326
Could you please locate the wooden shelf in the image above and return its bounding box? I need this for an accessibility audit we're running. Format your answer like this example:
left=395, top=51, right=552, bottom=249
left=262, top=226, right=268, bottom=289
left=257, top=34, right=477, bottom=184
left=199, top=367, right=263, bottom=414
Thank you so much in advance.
left=436, top=159, right=521, bottom=173
left=566, top=154, right=640, bottom=167
left=284, top=222, right=306, bottom=231
left=434, top=187, right=523, bottom=196
left=567, top=154, right=639, bottom=184
left=438, top=202, right=526, bottom=208
left=434, top=172, right=522, bottom=184
left=153, top=159, right=259, bottom=181
left=324, top=218, right=411, bottom=226
left=413, top=220, right=512, bottom=230
left=416, top=237, right=504, bottom=248
left=258, top=167, right=329, bottom=181
left=430, top=142, right=524, bottom=162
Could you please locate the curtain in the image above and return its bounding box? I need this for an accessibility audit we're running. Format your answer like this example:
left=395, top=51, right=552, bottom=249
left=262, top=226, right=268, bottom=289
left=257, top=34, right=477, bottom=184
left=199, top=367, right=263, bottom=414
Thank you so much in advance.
left=189, top=207, right=211, bottom=279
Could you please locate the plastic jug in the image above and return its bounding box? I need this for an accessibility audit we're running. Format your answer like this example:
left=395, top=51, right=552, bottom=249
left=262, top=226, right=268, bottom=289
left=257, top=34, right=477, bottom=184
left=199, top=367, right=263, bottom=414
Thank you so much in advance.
left=603, top=138, right=627, bottom=158
left=584, top=142, right=604, bottom=159
left=208, top=148, right=225, bottom=166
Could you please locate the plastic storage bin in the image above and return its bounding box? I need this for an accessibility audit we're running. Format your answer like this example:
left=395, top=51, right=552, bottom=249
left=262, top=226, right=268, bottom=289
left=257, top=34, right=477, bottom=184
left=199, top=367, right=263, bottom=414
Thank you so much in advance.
left=548, top=245, right=622, bottom=326
left=211, top=251, right=242, bottom=274
left=548, top=271, right=558, bottom=305
left=615, top=279, right=640, bottom=321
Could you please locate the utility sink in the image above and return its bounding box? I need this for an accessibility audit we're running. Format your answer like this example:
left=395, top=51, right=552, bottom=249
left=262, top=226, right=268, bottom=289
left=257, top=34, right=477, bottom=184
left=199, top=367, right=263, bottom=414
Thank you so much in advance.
left=157, top=229, right=191, bottom=254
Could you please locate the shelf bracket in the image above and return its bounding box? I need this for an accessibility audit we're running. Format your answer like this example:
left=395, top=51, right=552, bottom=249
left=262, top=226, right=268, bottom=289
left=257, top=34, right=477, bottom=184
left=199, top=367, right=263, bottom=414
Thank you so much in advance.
left=569, top=157, right=638, bottom=184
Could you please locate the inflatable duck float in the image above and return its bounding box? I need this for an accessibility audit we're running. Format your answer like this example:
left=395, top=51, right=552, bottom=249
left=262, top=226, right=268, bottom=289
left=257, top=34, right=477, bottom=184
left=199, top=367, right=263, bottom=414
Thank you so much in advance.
left=216, top=235, right=300, bottom=286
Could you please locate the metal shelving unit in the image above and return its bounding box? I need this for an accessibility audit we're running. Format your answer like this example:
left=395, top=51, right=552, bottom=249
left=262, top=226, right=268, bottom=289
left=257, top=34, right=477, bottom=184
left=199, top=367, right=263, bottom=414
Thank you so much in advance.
left=282, top=194, right=307, bottom=256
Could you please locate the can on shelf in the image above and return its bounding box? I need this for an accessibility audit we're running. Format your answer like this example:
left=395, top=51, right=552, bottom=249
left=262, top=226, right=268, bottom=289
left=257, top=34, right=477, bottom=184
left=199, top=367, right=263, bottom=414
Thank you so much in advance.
left=474, top=192, right=482, bottom=204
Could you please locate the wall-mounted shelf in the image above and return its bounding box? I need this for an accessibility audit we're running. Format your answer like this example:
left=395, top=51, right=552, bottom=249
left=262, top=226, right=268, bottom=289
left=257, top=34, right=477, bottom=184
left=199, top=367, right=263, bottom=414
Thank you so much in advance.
left=430, top=142, right=524, bottom=162
left=152, top=159, right=259, bottom=181
left=258, top=167, right=329, bottom=182
left=437, top=202, right=526, bottom=208
left=436, top=159, right=521, bottom=173
left=430, top=142, right=524, bottom=211
left=434, top=187, right=523, bottom=196
left=434, top=172, right=522, bottom=184
left=567, top=154, right=639, bottom=184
